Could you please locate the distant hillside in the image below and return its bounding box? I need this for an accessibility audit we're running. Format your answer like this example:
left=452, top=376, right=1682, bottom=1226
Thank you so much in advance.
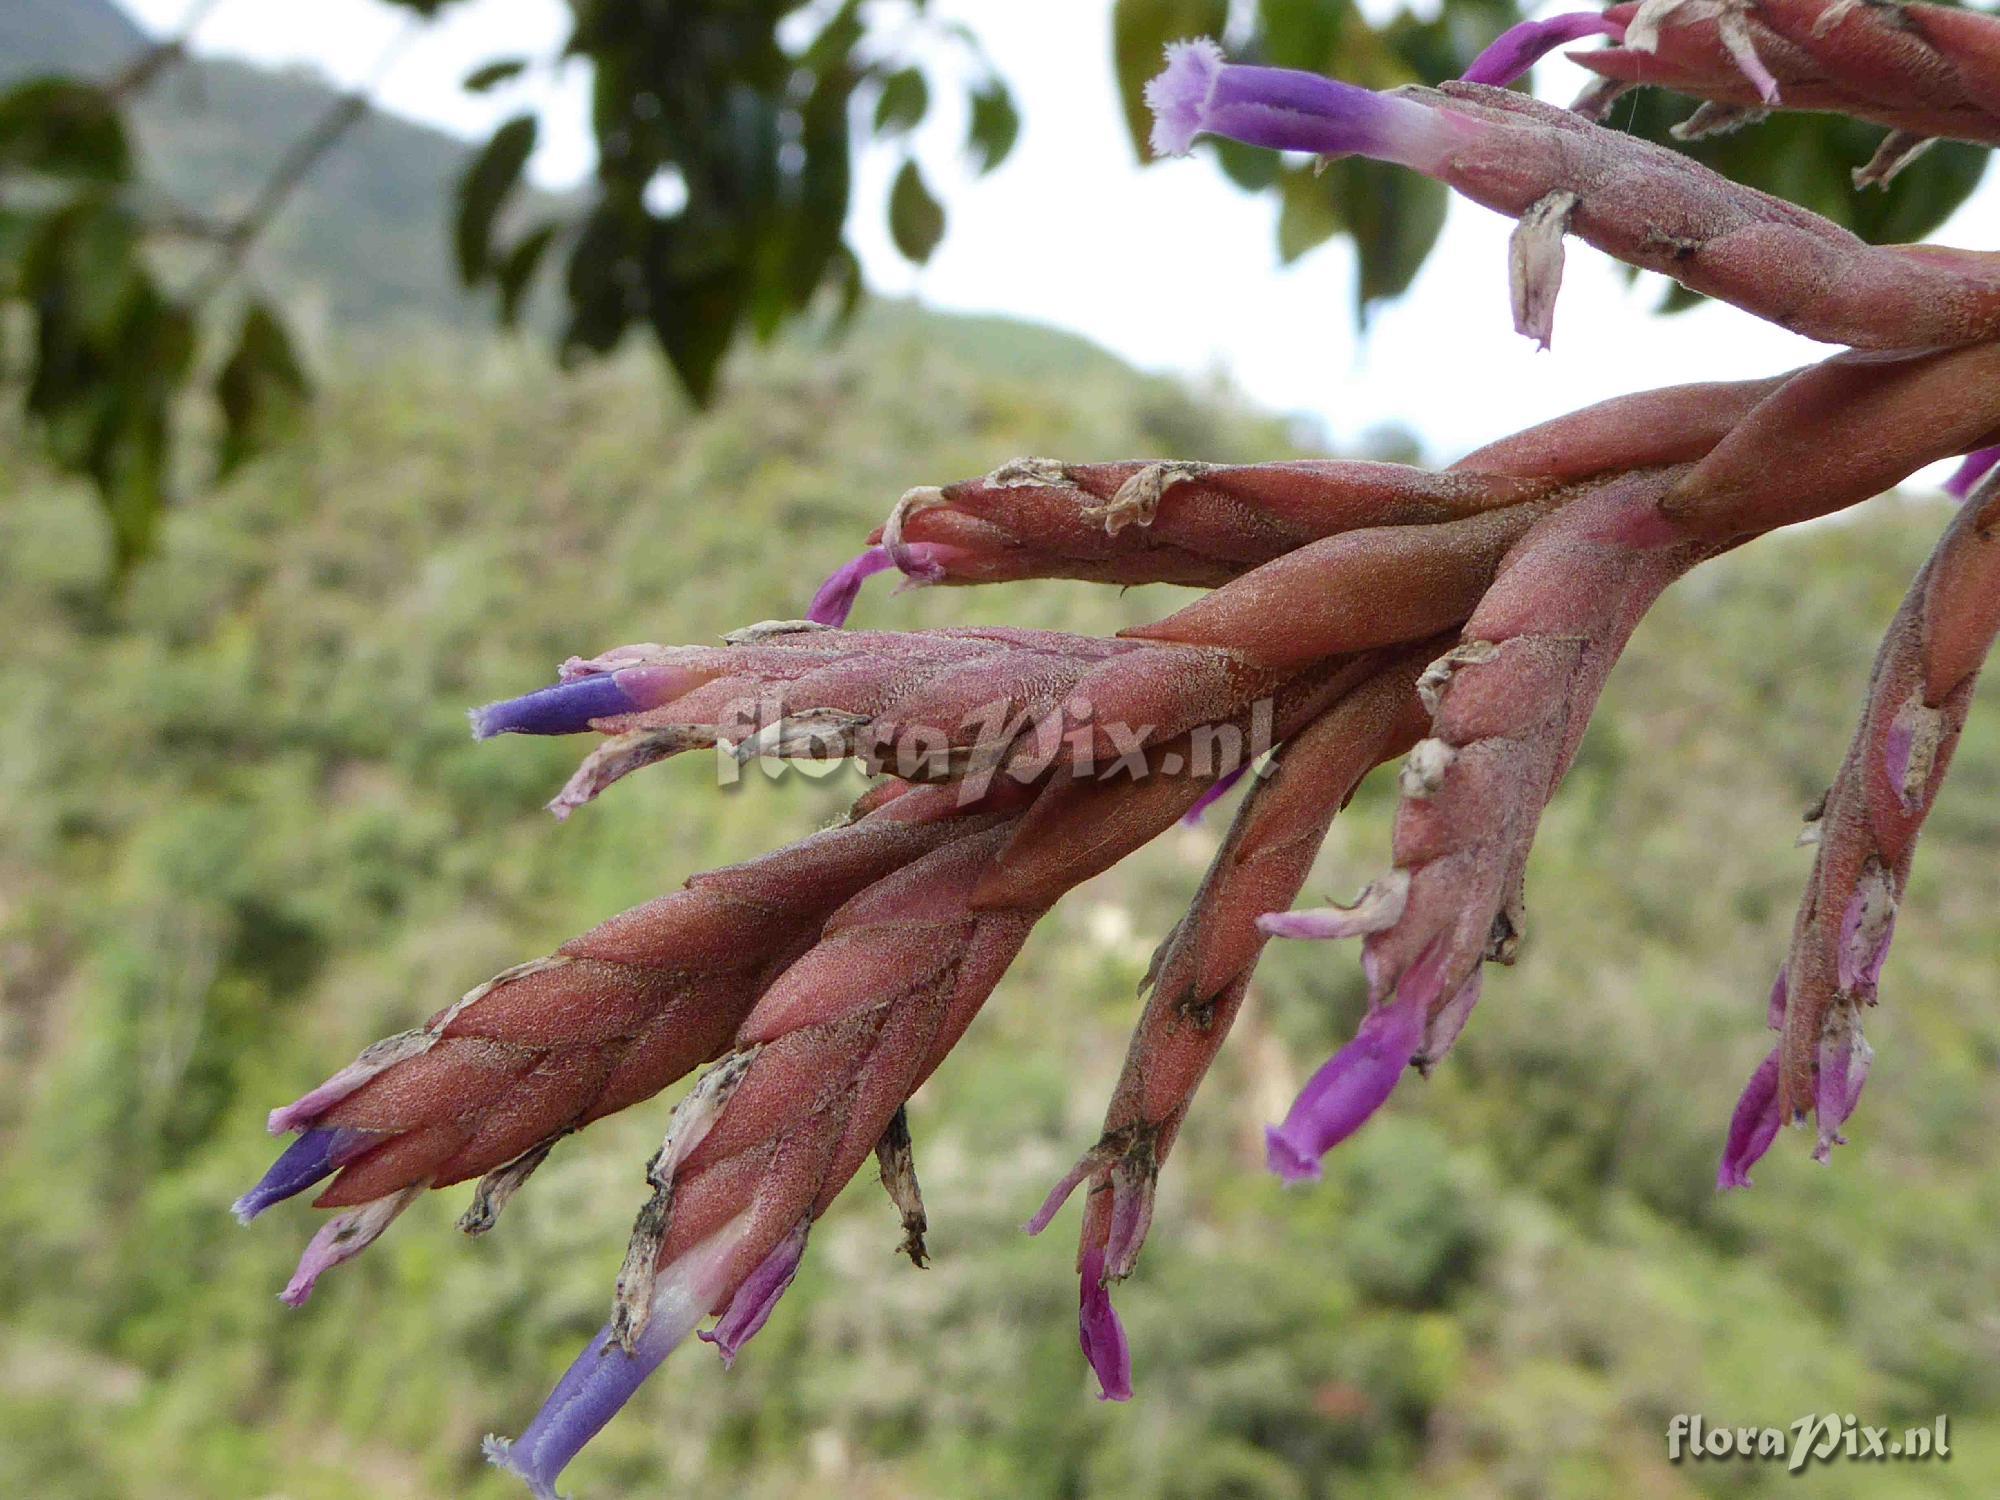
left=0, top=0, right=1150, bottom=387
left=4, top=0, right=505, bottom=328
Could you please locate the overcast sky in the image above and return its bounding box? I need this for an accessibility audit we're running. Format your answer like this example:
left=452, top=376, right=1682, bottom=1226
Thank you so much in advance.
left=118, top=0, right=1993, bottom=478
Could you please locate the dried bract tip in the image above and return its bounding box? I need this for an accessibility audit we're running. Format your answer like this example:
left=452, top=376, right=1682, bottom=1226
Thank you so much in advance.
left=873, top=1107, right=930, bottom=1267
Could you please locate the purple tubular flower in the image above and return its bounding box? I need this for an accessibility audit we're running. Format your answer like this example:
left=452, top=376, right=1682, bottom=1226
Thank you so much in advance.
left=1944, top=445, right=2000, bottom=501
left=1180, top=763, right=1249, bottom=826
left=1078, top=1246, right=1133, bottom=1402
left=1144, top=38, right=1467, bottom=168
left=698, top=1217, right=808, bottom=1368
left=232, top=1126, right=374, bottom=1223
left=1263, top=964, right=1431, bottom=1183
left=470, top=673, right=642, bottom=740
left=1461, top=13, right=1625, bottom=87
left=1717, top=1046, right=1782, bottom=1190
left=488, top=1216, right=751, bottom=1499
left=807, top=547, right=898, bottom=627
left=488, top=1318, right=675, bottom=1500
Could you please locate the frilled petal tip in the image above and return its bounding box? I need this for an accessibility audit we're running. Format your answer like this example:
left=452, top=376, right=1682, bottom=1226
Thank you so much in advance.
left=698, top=1219, right=808, bottom=1368
left=1462, top=12, right=1624, bottom=87
left=1263, top=1123, right=1325, bottom=1184
left=1264, top=987, right=1426, bottom=1185
left=232, top=1126, right=372, bottom=1223
left=1078, top=1247, right=1134, bottom=1401
left=1944, top=445, right=2000, bottom=501
left=1717, top=1046, right=1782, bottom=1191
left=470, top=672, right=642, bottom=740
left=1144, top=37, right=1225, bottom=157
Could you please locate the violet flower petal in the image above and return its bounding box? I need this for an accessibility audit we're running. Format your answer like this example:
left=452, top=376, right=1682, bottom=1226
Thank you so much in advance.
left=1717, top=1046, right=1782, bottom=1190
left=698, top=1217, right=809, bottom=1368
left=1181, top=763, right=1249, bottom=826
left=1462, top=13, right=1626, bottom=87
left=1264, top=983, right=1428, bottom=1183
left=1078, top=1246, right=1133, bottom=1402
left=1813, top=1011, right=1874, bottom=1163
left=1945, top=445, right=2000, bottom=501
left=487, top=1214, right=752, bottom=1500
left=1144, top=38, right=1467, bottom=168
left=279, top=1183, right=424, bottom=1306
left=232, top=1126, right=374, bottom=1223
left=807, top=547, right=897, bottom=627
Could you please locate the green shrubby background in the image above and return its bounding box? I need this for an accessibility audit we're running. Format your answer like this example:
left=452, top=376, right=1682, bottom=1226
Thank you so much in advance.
left=5, top=308, right=2000, bottom=1499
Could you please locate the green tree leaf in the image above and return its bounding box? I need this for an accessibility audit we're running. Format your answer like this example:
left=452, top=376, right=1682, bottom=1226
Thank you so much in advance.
left=215, top=302, right=309, bottom=480
left=967, top=82, right=1020, bottom=174
left=453, top=113, right=536, bottom=285
left=889, top=158, right=946, bottom=264
left=463, top=58, right=528, bottom=93
left=493, top=223, right=558, bottom=328
left=875, top=67, right=929, bottom=136
left=0, top=78, right=130, bottom=183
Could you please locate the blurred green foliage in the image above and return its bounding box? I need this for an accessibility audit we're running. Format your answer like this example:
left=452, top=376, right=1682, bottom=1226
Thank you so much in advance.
left=5, top=309, right=2000, bottom=1498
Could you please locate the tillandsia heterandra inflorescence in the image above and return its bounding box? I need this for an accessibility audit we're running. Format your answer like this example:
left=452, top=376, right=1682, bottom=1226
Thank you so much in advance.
left=237, top=4, right=2000, bottom=1494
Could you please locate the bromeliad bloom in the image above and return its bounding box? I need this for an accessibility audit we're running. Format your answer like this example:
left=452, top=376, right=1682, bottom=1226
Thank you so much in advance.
left=240, top=16, right=2000, bottom=1494
left=1144, top=37, right=1468, bottom=166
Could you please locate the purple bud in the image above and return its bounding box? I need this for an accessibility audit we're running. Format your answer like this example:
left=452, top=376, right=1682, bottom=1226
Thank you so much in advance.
left=1078, top=1246, right=1133, bottom=1402
left=1717, top=1046, right=1782, bottom=1190
left=1181, top=763, right=1249, bottom=826
left=1767, top=965, right=1788, bottom=1031
left=698, top=1217, right=808, bottom=1368
left=1025, top=1153, right=1099, bottom=1236
left=1461, top=13, right=1625, bottom=87
left=470, top=673, right=642, bottom=740
left=1144, top=38, right=1468, bottom=168
left=1944, top=445, right=2000, bottom=501
left=1263, top=947, right=1436, bottom=1183
left=232, top=1126, right=374, bottom=1223
left=472, top=659, right=715, bottom=739
left=807, top=547, right=897, bottom=628
left=487, top=1215, right=751, bottom=1499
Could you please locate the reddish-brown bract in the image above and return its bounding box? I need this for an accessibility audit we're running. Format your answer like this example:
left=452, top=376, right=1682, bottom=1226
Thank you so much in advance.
left=1776, top=481, right=2000, bottom=1117
left=1576, top=0, right=2000, bottom=144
